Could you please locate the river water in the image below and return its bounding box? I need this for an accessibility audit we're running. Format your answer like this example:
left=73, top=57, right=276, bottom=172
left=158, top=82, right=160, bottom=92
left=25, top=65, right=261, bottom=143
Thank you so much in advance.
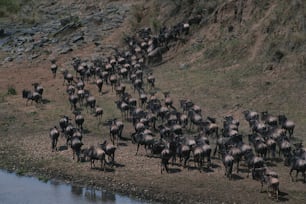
left=0, top=170, right=149, bottom=204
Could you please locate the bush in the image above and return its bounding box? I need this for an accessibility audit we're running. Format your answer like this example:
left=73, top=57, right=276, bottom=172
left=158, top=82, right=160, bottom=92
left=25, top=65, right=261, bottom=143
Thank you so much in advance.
left=7, top=85, right=17, bottom=95
left=272, top=50, right=284, bottom=63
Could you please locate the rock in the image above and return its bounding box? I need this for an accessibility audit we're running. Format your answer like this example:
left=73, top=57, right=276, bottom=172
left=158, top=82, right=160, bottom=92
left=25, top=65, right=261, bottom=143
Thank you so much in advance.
left=71, top=34, right=84, bottom=43
left=4, top=57, right=14, bottom=62
left=58, top=46, right=73, bottom=54
left=29, top=54, right=41, bottom=60
left=0, top=29, right=7, bottom=37
left=180, top=63, right=190, bottom=70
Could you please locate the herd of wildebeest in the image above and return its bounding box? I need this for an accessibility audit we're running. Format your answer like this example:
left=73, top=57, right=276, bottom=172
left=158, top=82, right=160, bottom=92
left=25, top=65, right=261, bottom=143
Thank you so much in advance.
left=21, top=20, right=306, bottom=201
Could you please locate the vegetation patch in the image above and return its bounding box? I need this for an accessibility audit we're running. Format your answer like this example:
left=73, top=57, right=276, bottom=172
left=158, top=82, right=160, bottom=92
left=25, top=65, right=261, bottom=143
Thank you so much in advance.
left=0, top=0, right=21, bottom=15
left=16, top=168, right=27, bottom=176
left=38, top=175, right=49, bottom=183
left=7, top=85, right=17, bottom=95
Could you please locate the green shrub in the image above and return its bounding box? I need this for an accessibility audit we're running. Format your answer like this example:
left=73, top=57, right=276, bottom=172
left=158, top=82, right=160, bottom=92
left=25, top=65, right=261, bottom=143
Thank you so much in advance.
left=38, top=175, right=49, bottom=183
left=7, top=85, right=17, bottom=95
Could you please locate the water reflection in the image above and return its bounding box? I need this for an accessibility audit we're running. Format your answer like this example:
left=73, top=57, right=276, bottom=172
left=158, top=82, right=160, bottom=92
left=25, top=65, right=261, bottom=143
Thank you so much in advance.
left=0, top=170, right=150, bottom=204
left=102, top=190, right=116, bottom=202
left=71, top=185, right=83, bottom=196
left=83, top=187, right=116, bottom=203
left=84, top=187, right=98, bottom=201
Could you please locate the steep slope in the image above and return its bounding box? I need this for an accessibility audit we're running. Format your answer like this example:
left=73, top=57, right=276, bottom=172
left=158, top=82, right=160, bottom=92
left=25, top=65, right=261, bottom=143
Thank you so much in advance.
left=140, top=0, right=306, bottom=138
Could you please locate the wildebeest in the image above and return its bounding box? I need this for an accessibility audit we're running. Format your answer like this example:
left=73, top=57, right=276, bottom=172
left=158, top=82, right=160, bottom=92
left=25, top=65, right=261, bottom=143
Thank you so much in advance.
left=49, top=126, right=60, bottom=151
left=221, top=150, right=234, bottom=179
left=22, top=89, right=42, bottom=105
left=70, top=136, right=83, bottom=162
left=73, top=111, right=84, bottom=131
left=278, top=114, right=295, bottom=139
left=85, top=145, right=106, bottom=170
left=256, top=167, right=279, bottom=201
left=160, top=146, right=172, bottom=174
left=100, top=140, right=117, bottom=166
left=288, top=151, right=306, bottom=182
left=50, top=64, right=58, bottom=78
left=131, top=131, right=155, bottom=156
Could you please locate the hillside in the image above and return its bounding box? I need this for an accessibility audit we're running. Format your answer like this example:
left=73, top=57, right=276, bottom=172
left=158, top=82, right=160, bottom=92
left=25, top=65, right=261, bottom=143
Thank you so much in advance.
left=0, top=0, right=306, bottom=203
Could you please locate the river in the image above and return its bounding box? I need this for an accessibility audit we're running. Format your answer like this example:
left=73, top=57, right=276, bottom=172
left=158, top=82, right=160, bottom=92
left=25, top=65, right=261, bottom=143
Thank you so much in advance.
left=0, top=170, right=150, bottom=204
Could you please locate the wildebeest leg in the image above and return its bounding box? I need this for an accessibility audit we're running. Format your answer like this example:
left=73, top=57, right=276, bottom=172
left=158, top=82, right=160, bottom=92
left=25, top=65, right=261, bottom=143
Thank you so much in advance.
left=76, top=149, right=81, bottom=162
left=101, top=157, right=105, bottom=171
left=91, top=159, right=94, bottom=168
left=229, top=165, right=233, bottom=179
left=289, top=168, right=294, bottom=181
left=136, top=144, right=140, bottom=155
left=260, top=180, right=264, bottom=192
left=184, top=155, right=190, bottom=168
left=51, top=140, right=55, bottom=151
left=275, top=187, right=279, bottom=200
left=52, top=138, right=57, bottom=151
left=109, top=134, right=114, bottom=145
left=267, top=185, right=271, bottom=198
left=111, top=152, right=115, bottom=166
left=164, top=160, right=169, bottom=173
left=213, top=145, right=218, bottom=157
left=72, top=150, right=75, bottom=160
left=160, top=161, right=164, bottom=174
left=171, top=154, right=176, bottom=165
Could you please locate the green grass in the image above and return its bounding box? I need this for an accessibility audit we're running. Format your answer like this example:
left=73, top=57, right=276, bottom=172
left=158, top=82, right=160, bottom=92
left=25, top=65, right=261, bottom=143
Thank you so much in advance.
left=38, top=175, right=49, bottom=183
left=16, top=168, right=27, bottom=176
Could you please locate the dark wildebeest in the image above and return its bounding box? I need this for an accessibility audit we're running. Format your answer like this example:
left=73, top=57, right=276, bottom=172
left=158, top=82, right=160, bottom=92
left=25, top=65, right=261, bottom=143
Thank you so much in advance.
left=49, top=126, right=60, bottom=151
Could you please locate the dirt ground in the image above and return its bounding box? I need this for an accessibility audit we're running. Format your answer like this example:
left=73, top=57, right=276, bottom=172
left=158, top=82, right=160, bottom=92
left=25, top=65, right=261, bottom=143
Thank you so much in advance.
left=0, top=51, right=305, bottom=204
left=0, top=1, right=306, bottom=204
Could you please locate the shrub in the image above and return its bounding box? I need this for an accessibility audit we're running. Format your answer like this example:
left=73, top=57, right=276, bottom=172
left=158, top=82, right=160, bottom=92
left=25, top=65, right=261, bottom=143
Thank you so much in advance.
left=272, top=50, right=284, bottom=63
left=7, top=85, right=17, bottom=95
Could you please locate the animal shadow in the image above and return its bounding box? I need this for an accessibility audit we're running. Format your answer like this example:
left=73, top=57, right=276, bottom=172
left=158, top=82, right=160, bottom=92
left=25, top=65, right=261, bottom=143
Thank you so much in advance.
left=117, top=142, right=128, bottom=147
left=210, top=163, right=221, bottom=169
left=168, top=168, right=181, bottom=174
left=113, top=162, right=125, bottom=168
left=58, top=145, right=68, bottom=151
left=119, top=136, right=131, bottom=141
left=278, top=191, right=289, bottom=202
left=201, top=167, right=214, bottom=173
left=41, top=99, right=51, bottom=104
left=102, top=90, right=109, bottom=95
left=231, top=174, right=244, bottom=181
left=92, top=167, right=115, bottom=172
left=104, top=167, right=115, bottom=172
left=238, top=168, right=250, bottom=173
